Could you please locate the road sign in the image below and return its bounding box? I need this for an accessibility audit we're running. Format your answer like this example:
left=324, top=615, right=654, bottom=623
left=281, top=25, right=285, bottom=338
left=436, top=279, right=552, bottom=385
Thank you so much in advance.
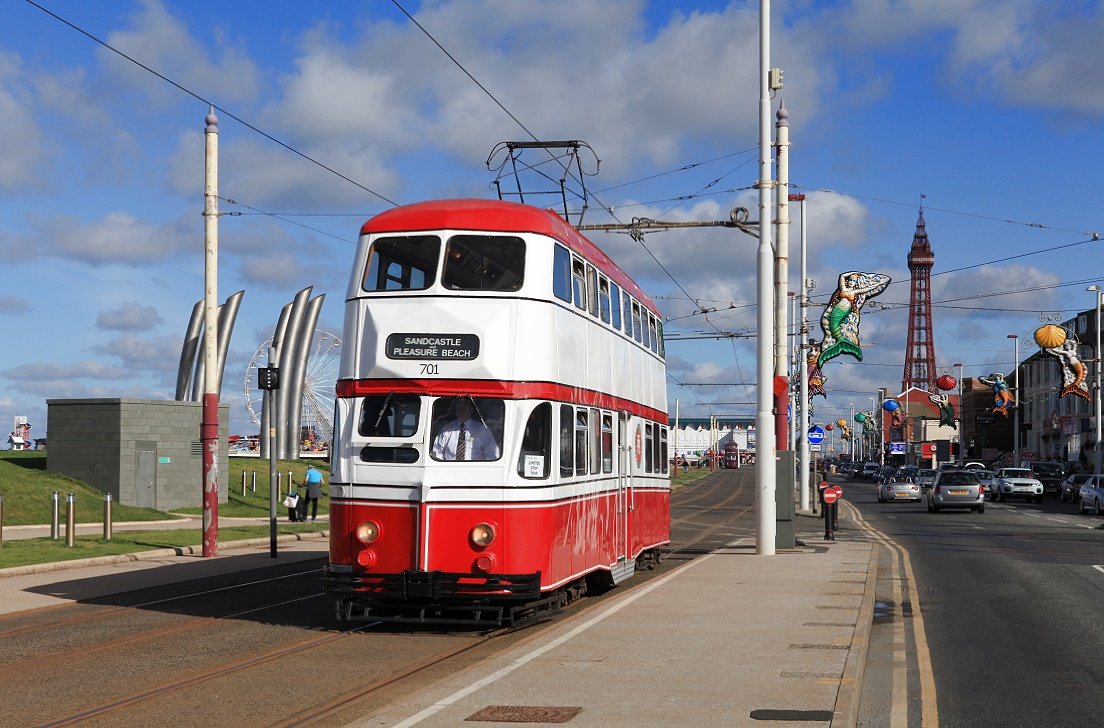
left=822, top=489, right=838, bottom=504
left=810, top=444, right=822, bottom=452
left=833, top=485, right=843, bottom=497
left=807, top=426, right=825, bottom=445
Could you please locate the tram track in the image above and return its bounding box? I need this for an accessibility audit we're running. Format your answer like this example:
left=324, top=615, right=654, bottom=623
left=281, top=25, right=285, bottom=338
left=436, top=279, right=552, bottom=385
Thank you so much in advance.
left=1, top=472, right=754, bottom=727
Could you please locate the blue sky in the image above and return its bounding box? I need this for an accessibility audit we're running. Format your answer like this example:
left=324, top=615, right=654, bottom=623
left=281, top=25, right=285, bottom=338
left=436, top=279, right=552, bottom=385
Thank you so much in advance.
left=2, top=0, right=1103, bottom=441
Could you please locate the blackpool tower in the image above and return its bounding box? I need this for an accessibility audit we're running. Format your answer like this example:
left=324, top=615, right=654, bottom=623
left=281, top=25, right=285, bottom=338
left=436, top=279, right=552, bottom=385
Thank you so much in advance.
left=902, top=207, right=937, bottom=391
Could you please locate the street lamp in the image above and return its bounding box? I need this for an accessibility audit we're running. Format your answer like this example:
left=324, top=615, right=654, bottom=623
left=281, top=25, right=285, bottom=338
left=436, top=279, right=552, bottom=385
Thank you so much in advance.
left=849, top=403, right=856, bottom=460
left=953, top=363, right=963, bottom=461
left=1088, top=286, right=1103, bottom=474
left=1008, top=334, right=1020, bottom=467
left=869, top=396, right=876, bottom=464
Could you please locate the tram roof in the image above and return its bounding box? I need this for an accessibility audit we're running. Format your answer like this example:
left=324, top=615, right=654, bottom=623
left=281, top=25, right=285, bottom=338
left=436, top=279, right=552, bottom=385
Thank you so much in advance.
left=361, top=199, right=657, bottom=313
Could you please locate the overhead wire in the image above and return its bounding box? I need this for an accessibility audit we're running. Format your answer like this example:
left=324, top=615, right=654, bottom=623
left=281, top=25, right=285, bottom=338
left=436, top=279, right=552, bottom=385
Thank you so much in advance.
left=23, top=0, right=400, bottom=208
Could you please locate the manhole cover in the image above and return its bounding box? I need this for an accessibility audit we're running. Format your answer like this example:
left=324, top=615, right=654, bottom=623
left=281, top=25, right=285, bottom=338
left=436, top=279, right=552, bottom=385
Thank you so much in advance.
left=467, top=706, right=583, bottom=723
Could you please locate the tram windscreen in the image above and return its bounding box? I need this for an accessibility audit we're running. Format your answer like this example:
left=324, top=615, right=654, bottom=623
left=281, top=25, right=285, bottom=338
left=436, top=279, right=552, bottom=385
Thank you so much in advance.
left=358, top=394, right=420, bottom=437
left=363, top=236, right=440, bottom=291
left=442, top=235, right=525, bottom=291
left=429, top=397, right=504, bottom=461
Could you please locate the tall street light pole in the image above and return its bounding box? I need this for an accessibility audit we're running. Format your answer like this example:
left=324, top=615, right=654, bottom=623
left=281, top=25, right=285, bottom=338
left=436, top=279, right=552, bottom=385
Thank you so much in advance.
left=849, top=403, right=855, bottom=460
left=754, top=0, right=776, bottom=555
left=1089, top=286, right=1103, bottom=473
left=953, top=363, right=963, bottom=460
left=1008, top=334, right=1020, bottom=467
left=201, top=108, right=220, bottom=558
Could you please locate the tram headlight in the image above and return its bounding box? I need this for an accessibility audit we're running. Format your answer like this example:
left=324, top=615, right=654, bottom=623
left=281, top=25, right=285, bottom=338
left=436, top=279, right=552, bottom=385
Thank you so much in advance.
left=356, top=520, right=381, bottom=544
left=470, top=522, right=496, bottom=548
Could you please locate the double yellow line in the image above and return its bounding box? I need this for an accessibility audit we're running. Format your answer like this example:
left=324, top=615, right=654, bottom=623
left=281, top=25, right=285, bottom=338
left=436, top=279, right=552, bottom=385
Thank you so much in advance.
left=842, top=500, right=939, bottom=728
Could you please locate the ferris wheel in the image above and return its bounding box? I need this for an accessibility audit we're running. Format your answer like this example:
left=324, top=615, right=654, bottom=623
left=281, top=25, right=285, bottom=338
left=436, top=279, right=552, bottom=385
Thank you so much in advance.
left=244, top=329, right=341, bottom=447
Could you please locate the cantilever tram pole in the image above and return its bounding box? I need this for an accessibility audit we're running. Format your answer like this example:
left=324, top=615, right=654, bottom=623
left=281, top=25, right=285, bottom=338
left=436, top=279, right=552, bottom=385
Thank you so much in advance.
left=202, top=107, right=220, bottom=557
left=755, top=0, right=776, bottom=555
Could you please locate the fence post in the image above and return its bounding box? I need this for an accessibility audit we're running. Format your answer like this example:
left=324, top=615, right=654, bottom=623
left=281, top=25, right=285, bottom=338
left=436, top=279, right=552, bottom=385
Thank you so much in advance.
left=103, top=493, right=113, bottom=541
left=65, top=493, right=75, bottom=547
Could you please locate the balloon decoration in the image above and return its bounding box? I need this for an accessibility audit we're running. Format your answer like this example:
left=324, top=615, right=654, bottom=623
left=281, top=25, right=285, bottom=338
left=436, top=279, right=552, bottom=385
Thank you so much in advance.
left=826, top=424, right=834, bottom=431
left=935, top=374, right=957, bottom=391
left=882, top=399, right=899, bottom=411
left=929, top=393, right=956, bottom=429
left=815, top=271, right=892, bottom=367
left=1034, top=323, right=1067, bottom=349
left=1034, top=324, right=1090, bottom=402
left=854, top=412, right=867, bottom=423
left=978, top=373, right=1014, bottom=417
left=836, top=419, right=847, bottom=427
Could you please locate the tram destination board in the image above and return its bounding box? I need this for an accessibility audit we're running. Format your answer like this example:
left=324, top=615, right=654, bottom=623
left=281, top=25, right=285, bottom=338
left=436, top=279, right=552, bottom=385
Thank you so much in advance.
left=386, top=333, right=480, bottom=360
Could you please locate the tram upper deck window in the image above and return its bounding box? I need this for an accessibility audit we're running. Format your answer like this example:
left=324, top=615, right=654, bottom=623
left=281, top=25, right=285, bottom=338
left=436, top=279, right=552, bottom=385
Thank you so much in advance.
left=429, top=396, right=504, bottom=462
left=648, top=315, right=659, bottom=353
left=363, top=235, right=440, bottom=291
left=632, top=302, right=643, bottom=343
left=358, top=394, right=421, bottom=437
left=553, top=245, right=572, bottom=303
left=572, top=259, right=587, bottom=311
left=623, top=291, right=633, bottom=338
left=443, top=235, right=525, bottom=291
left=609, top=283, right=622, bottom=330
left=587, top=265, right=599, bottom=317
left=598, top=277, right=611, bottom=324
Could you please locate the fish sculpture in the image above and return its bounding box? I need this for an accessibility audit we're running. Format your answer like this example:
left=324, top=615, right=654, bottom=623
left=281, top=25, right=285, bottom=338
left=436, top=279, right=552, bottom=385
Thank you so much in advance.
left=817, top=271, right=892, bottom=367
left=929, top=393, right=957, bottom=429
left=977, top=372, right=1015, bottom=417
left=1044, top=337, right=1090, bottom=403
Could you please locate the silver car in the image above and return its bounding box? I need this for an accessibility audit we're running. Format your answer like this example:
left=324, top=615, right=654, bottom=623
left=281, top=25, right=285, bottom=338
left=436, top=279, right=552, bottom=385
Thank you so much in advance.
left=973, top=469, right=995, bottom=498
left=878, top=478, right=922, bottom=503
left=1078, top=475, right=1104, bottom=515
left=927, top=470, right=985, bottom=513
left=992, top=468, right=1044, bottom=503
left=916, top=468, right=937, bottom=491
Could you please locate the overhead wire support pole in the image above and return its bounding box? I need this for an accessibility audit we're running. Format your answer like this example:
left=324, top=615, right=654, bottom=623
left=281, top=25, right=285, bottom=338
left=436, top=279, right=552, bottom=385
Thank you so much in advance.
left=201, top=107, right=220, bottom=558
left=756, top=0, right=777, bottom=555
left=774, top=99, right=790, bottom=454
left=795, top=193, right=810, bottom=511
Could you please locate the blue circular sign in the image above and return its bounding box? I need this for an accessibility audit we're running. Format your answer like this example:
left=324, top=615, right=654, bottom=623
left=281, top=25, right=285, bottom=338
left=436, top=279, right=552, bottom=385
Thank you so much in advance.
left=807, top=426, right=825, bottom=444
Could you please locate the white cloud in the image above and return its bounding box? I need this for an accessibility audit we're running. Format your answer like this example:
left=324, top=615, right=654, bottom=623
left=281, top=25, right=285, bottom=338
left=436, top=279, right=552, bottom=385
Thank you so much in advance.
left=0, top=295, right=31, bottom=314
left=96, top=301, right=164, bottom=330
left=4, top=360, right=131, bottom=381
left=10, top=211, right=197, bottom=264
left=0, top=52, right=48, bottom=191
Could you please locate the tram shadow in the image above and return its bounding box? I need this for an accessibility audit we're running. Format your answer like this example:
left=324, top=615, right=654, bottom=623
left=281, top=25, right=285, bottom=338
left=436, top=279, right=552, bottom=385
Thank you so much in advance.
left=19, top=544, right=347, bottom=630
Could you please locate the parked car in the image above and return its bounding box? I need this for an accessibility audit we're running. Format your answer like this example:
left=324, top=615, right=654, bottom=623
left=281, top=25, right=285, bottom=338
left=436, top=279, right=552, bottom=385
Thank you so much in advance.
left=991, top=468, right=1044, bottom=503
left=1062, top=473, right=1094, bottom=503
left=1028, top=462, right=1066, bottom=498
left=973, top=469, right=995, bottom=498
left=926, top=470, right=985, bottom=513
left=917, top=469, right=937, bottom=491
left=874, top=466, right=897, bottom=484
left=1078, top=475, right=1104, bottom=515
left=897, top=465, right=919, bottom=481
left=861, top=462, right=880, bottom=479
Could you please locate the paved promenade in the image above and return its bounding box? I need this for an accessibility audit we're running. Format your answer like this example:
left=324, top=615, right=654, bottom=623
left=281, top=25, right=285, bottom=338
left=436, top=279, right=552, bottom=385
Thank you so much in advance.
left=0, top=477, right=875, bottom=727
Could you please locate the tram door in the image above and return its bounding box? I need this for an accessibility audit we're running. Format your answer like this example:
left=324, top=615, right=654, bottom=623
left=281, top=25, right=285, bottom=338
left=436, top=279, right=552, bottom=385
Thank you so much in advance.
left=615, top=413, right=632, bottom=581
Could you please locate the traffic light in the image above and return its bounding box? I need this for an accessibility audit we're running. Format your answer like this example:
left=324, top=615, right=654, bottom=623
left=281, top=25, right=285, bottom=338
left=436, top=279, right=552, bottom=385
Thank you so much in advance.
left=258, top=366, right=280, bottom=390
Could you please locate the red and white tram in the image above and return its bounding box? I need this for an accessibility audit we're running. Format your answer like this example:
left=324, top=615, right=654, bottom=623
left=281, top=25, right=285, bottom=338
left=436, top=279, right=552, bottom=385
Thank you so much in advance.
left=323, top=199, right=670, bottom=625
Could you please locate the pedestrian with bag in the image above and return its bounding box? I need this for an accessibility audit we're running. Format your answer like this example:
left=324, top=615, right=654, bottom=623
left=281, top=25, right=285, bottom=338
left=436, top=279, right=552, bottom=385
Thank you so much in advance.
left=303, top=464, right=325, bottom=522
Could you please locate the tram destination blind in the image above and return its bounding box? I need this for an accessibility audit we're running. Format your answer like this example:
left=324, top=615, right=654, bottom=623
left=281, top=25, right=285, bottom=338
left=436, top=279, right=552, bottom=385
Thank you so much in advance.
left=386, top=333, right=480, bottom=360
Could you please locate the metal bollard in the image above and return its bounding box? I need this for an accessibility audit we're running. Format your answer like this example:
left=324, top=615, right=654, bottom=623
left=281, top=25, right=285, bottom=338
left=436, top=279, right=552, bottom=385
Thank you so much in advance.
left=241, top=470, right=246, bottom=496
left=103, top=493, right=113, bottom=541
left=51, top=491, right=60, bottom=540
left=0, top=493, right=4, bottom=547
left=276, top=471, right=282, bottom=498
left=65, top=493, right=75, bottom=547
left=252, top=470, right=256, bottom=492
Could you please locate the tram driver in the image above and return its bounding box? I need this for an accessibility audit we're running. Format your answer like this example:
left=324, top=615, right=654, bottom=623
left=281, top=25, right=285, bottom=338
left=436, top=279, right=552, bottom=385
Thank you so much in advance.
left=431, top=398, right=501, bottom=461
